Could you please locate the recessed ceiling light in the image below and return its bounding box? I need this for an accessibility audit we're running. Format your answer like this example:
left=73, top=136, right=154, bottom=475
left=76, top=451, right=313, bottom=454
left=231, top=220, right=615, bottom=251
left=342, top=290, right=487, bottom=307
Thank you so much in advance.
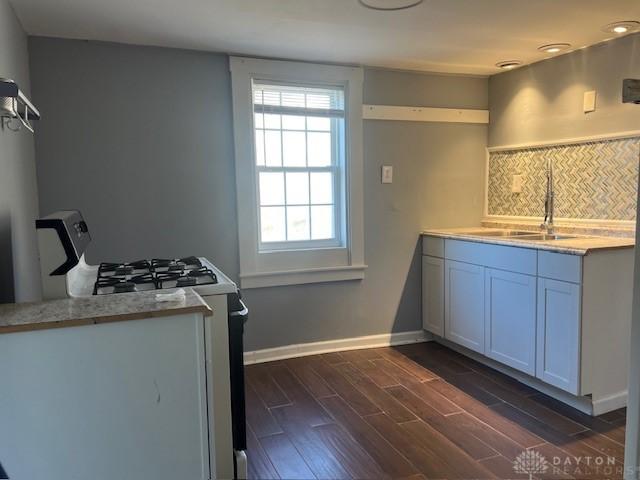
left=358, top=0, right=423, bottom=11
left=538, top=43, right=571, bottom=54
left=496, top=60, right=523, bottom=70
left=602, top=21, right=640, bottom=34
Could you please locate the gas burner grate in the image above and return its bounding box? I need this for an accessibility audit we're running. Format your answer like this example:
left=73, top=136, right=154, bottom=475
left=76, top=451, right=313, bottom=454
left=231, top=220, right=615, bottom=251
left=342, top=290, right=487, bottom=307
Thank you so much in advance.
left=98, top=260, right=151, bottom=277
left=188, top=267, right=218, bottom=281
left=151, top=259, right=187, bottom=272
left=92, top=256, right=220, bottom=294
left=93, top=273, right=157, bottom=295
left=130, top=273, right=157, bottom=285
left=179, top=256, right=202, bottom=268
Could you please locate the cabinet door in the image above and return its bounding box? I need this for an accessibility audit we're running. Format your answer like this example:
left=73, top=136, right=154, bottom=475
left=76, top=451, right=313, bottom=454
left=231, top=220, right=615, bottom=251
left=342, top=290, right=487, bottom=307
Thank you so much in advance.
left=445, top=260, right=485, bottom=353
left=422, top=256, right=444, bottom=336
left=536, top=278, right=581, bottom=394
left=485, top=269, right=536, bottom=375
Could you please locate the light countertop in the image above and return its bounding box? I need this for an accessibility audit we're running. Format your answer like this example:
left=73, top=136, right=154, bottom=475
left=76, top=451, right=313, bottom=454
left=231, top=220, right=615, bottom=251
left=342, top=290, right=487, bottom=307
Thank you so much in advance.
left=422, top=227, right=635, bottom=256
left=0, top=288, right=212, bottom=334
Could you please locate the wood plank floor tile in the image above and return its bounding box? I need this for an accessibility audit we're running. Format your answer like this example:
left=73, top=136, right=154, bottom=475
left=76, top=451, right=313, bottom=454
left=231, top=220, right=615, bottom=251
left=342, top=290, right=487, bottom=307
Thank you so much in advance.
left=491, top=402, right=623, bottom=476
left=386, top=385, right=499, bottom=461
left=307, top=357, right=381, bottom=417
left=429, top=380, right=544, bottom=448
left=401, top=419, right=498, bottom=478
left=371, top=357, right=431, bottom=386
left=387, top=371, right=462, bottom=416
left=428, top=374, right=505, bottom=407
left=529, top=393, right=626, bottom=445
left=395, top=342, right=473, bottom=375
left=441, top=351, right=539, bottom=398
left=247, top=425, right=280, bottom=480
left=259, top=433, right=316, bottom=480
left=320, top=352, right=348, bottom=365
left=379, top=348, right=438, bottom=381
left=246, top=363, right=292, bottom=408
left=355, top=347, right=385, bottom=360
left=352, top=359, right=400, bottom=388
left=312, top=423, right=389, bottom=480
left=456, top=411, right=527, bottom=460
left=470, top=375, right=587, bottom=436
left=271, top=406, right=351, bottom=479
left=599, top=408, right=626, bottom=423
left=397, top=474, right=428, bottom=480
left=245, top=381, right=283, bottom=438
left=480, top=454, right=534, bottom=480
left=365, top=414, right=473, bottom=479
left=336, top=362, right=416, bottom=423
left=245, top=343, right=627, bottom=480
left=571, top=430, right=625, bottom=464
left=269, top=364, right=334, bottom=427
left=283, top=357, right=336, bottom=399
left=318, top=395, right=417, bottom=478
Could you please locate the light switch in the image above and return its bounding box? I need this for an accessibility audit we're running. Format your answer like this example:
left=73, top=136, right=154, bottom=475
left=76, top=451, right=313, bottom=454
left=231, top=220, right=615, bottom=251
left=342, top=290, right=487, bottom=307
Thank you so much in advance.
left=382, top=165, right=393, bottom=184
left=584, top=90, right=597, bottom=113
left=512, top=174, right=523, bottom=193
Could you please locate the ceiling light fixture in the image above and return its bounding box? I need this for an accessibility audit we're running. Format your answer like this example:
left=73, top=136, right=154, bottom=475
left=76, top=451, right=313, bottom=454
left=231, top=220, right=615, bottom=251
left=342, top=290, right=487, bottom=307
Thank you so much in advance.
left=538, top=43, right=571, bottom=54
left=496, top=60, right=523, bottom=70
left=358, top=0, right=423, bottom=11
left=602, top=21, right=640, bottom=34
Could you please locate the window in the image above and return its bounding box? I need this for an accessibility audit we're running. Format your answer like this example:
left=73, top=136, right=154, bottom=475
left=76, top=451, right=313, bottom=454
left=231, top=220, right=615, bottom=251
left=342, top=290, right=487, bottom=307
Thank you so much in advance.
left=230, top=57, right=365, bottom=288
left=253, top=82, right=345, bottom=250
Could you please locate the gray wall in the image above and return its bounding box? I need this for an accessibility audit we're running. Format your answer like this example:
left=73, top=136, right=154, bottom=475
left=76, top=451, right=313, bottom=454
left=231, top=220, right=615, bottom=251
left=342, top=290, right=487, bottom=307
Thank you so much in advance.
left=489, top=33, right=640, bottom=147
left=29, top=38, right=240, bottom=279
left=0, top=0, right=41, bottom=303
left=29, top=38, right=487, bottom=351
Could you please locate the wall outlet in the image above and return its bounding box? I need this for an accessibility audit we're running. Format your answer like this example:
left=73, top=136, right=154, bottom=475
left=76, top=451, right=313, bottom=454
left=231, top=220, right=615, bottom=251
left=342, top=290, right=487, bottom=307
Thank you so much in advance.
left=583, top=90, right=597, bottom=113
left=382, top=165, right=393, bottom=184
left=511, top=174, right=523, bottom=193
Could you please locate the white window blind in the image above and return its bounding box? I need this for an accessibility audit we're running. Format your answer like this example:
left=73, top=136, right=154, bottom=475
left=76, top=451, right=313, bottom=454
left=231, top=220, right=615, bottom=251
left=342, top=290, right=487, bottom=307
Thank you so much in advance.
left=252, top=81, right=346, bottom=250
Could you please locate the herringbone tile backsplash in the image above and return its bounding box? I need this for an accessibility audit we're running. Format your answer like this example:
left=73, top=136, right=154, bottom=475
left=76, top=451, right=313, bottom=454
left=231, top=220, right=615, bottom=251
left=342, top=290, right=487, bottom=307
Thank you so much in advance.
left=487, top=138, right=640, bottom=221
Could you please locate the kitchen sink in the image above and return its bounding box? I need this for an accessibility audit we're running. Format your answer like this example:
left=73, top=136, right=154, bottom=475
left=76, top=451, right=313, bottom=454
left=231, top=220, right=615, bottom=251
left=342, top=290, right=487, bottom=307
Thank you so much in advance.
left=464, top=230, right=536, bottom=237
left=517, top=234, right=576, bottom=241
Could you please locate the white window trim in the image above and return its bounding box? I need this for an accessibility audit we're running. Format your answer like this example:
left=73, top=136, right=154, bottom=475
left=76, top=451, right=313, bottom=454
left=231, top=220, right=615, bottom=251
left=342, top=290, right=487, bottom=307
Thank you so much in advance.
left=230, top=57, right=366, bottom=289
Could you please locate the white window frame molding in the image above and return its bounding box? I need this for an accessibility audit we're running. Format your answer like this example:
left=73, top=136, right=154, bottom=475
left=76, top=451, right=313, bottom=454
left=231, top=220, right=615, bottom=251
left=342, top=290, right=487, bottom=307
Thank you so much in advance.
left=230, top=56, right=366, bottom=289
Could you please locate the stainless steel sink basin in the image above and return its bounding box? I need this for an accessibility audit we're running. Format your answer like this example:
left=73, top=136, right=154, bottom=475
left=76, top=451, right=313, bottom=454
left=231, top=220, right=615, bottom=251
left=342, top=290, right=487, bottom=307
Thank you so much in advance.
left=517, top=234, right=576, bottom=241
left=464, top=230, right=536, bottom=237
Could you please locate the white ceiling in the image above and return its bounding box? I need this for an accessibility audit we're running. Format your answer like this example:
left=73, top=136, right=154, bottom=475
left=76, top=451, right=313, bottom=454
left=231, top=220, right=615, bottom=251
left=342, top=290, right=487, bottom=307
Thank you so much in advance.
left=10, top=0, right=640, bottom=75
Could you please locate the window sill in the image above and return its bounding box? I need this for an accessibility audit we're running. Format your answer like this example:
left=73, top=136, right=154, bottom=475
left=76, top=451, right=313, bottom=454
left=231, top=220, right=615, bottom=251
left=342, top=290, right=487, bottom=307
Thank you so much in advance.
left=239, top=264, right=367, bottom=289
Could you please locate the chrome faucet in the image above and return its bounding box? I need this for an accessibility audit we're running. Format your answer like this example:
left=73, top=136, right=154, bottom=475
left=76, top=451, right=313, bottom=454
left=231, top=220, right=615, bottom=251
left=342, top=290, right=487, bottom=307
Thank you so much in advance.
left=541, top=158, right=554, bottom=234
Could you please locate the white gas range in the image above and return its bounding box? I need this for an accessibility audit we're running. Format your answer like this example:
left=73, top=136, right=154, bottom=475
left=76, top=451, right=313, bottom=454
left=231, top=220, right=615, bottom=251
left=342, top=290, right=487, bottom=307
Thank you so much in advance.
left=35, top=210, right=247, bottom=480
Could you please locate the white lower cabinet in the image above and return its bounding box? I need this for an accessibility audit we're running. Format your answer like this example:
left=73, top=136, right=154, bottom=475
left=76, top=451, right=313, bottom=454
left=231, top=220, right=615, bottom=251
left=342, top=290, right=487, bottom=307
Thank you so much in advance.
left=422, top=256, right=444, bottom=336
left=444, top=260, right=485, bottom=354
left=422, top=235, right=633, bottom=410
left=536, top=278, right=581, bottom=394
left=484, top=268, right=536, bottom=375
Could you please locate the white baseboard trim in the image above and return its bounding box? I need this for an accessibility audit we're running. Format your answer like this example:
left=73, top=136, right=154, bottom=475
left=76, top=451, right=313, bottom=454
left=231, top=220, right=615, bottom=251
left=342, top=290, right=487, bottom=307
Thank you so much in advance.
left=244, top=330, right=431, bottom=365
left=592, top=391, right=628, bottom=416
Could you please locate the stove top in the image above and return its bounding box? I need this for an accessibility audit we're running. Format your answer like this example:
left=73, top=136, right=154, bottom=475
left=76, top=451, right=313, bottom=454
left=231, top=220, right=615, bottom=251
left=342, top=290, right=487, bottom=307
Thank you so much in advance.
left=93, top=257, right=218, bottom=295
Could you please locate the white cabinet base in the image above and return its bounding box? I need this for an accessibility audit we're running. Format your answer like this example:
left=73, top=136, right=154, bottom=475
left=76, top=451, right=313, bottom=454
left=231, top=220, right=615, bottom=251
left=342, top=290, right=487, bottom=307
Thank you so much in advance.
left=0, top=314, right=211, bottom=480
left=422, top=256, right=444, bottom=336
left=444, top=260, right=485, bottom=354
left=485, top=269, right=536, bottom=375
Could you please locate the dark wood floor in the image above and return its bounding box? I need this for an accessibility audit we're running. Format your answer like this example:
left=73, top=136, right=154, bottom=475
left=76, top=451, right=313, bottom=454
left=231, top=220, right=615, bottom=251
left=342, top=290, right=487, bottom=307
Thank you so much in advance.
left=245, top=342, right=626, bottom=479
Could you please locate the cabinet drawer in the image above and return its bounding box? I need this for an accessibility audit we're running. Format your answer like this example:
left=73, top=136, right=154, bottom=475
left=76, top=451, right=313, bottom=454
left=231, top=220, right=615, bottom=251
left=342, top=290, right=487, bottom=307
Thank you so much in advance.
left=538, top=251, right=582, bottom=284
left=445, top=239, right=537, bottom=275
left=423, top=236, right=444, bottom=257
